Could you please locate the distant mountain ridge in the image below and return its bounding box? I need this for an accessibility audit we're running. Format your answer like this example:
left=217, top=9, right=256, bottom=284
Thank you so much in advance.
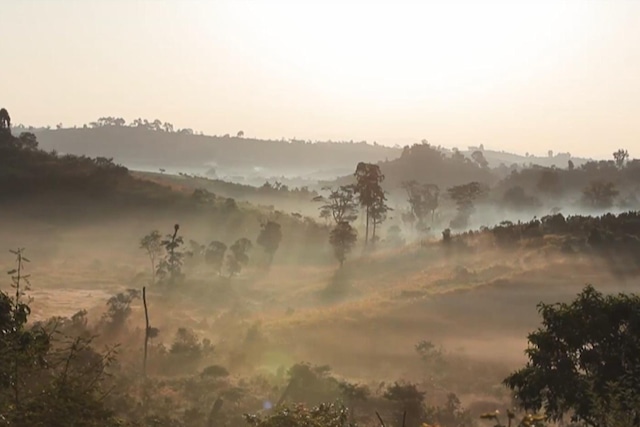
left=16, top=121, right=592, bottom=184
left=27, top=126, right=400, bottom=181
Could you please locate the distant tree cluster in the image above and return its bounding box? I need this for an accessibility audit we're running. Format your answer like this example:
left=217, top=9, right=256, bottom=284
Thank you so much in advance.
left=379, top=142, right=496, bottom=189
left=84, top=116, right=197, bottom=135
left=141, top=224, right=262, bottom=282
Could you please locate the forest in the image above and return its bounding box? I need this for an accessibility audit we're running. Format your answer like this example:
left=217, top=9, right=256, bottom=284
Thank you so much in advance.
left=1, top=111, right=640, bottom=427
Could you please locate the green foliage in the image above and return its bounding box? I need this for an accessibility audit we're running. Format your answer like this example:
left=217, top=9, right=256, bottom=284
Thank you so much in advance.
left=0, top=251, right=123, bottom=427
left=504, top=285, right=640, bottom=425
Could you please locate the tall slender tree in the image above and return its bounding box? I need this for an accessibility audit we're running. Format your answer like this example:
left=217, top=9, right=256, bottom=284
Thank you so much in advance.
left=353, top=162, right=387, bottom=247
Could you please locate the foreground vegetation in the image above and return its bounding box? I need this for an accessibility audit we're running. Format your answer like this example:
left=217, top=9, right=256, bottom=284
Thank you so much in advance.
left=3, top=112, right=640, bottom=426
left=3, top=242, right=639, bottom=426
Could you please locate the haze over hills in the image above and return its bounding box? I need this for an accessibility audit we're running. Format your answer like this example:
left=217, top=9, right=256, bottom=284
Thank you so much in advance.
left=3, top=111, right=640, bottom=425
left=18, top=120, right=591, bottom=186
left=3, top=0, right=640, bottom=423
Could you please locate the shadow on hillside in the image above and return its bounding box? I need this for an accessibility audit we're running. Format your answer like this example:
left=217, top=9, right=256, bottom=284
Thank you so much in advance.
left=318, top=266, right=354, bottom=303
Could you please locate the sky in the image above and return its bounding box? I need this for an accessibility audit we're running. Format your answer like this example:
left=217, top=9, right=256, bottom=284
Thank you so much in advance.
left=1, top=0, right=639, bottom=159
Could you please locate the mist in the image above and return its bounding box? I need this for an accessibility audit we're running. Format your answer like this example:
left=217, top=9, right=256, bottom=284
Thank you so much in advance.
left=2, top=1, right=640, bottom=424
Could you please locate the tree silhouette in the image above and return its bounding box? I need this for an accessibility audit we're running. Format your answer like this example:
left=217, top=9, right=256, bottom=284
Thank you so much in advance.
left=537, top=169, right=561, bottom=196
left=205, top=241, right=227, bottom=276
left=471, top=150, right=489, bottom=168
left=402, top=181, right=439, bottom=229
left=383, top=382, right=428, bottom=427
left=226, top=238, right=252, bottom=277
left=157, top=224, right=185, bottom=286
left=503, top=186, right=540, bottom=211
left=613, top=149, right=629, bottom=169
left=370, top=197, right=391, bottom=244
left=329, top=221, right=357, bottom=267
left=257, top=221, right=282, bottom=265
left=315, top=185, right=358, bottom=224
left=16, top=132, right=38, bottom=151
left=354, top=162, right=387, bottom=247
left=447, top=182, right=483, bottom=229
left=504, top=285, right=640, bottom=426
left=582, top=180, right=619, bottom=210
left=237, top=130, right=245, bottom=138
left=0, top=108, right=11, bottom=131
left=451, top=148, right=466, bottom=164
left=140, top=230, right=163, bottom=285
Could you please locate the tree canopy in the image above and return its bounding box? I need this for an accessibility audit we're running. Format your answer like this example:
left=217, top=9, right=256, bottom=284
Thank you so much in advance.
left=504, top=285, right=640, bottom=426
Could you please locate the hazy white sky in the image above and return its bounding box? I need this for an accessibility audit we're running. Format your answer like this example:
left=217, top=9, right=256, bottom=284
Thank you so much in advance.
left=1, top=0, right=639, bottom=158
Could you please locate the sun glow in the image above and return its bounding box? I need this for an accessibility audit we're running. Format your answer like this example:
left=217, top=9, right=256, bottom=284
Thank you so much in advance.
left=4, top=0, right=636, bottom=157
left=208, top=1, right=593, bottom=106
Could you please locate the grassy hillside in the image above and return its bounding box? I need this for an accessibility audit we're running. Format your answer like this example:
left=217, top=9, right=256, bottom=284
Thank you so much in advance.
left=7, top=207, right=638, bottom=426
left=3, top=123, right=639, bottom=426
left=0, top=128, right=332, bottom=265
left=133, top=171, right=320, bottom=216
